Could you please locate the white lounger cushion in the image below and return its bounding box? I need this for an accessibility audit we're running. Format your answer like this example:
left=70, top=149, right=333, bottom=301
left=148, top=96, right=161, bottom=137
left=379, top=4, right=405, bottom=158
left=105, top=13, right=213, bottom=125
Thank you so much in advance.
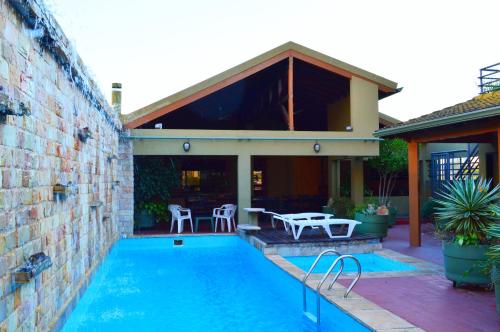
left=265, top=212, right=361, bottom=240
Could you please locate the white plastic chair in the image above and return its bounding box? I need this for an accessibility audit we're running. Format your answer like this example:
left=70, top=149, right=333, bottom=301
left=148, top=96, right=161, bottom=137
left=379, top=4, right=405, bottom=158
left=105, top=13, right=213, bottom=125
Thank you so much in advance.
left=168, top=204, right=193, bottom=233
left=213, top=204, right=237, bottom=232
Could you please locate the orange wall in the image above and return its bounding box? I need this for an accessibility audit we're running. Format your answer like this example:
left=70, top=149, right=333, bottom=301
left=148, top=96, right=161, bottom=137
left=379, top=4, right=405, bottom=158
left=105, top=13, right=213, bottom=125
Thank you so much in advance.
left=262, top=157, right=322, bottom=197
left=292, top=157, right=322, bottom=195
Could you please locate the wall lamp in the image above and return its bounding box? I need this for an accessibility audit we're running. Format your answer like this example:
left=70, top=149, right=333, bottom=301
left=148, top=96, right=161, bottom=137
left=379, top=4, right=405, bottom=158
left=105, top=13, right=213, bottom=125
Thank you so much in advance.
left=313, top=142, right=321, bottom=153
left=183, top=141, right=191, bottom=152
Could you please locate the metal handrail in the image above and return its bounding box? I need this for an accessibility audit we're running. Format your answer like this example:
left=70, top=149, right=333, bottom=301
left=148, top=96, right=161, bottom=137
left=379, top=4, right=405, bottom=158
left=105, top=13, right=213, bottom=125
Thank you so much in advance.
left=327, top=255, right=362, bottom=296
left=314, top=255, right=362, bottom=326
left=302, top=249, right=343, bottom=312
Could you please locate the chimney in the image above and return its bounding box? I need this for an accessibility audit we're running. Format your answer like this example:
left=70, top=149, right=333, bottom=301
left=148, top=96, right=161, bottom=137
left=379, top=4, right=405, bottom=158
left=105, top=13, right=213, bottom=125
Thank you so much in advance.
left=111, top=83, right=122, bottom=113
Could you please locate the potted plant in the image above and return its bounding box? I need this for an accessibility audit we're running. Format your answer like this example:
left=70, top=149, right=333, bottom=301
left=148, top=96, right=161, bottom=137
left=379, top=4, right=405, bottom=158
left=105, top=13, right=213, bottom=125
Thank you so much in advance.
left=486, top=218, right=500, bottom=315
left=135, top=202, right=169, bottom=229
left=368, top=138, right=408, bottom=222
left=353, top=202, right=389, bottom=238
left=434, top=177, right=500, bottom=287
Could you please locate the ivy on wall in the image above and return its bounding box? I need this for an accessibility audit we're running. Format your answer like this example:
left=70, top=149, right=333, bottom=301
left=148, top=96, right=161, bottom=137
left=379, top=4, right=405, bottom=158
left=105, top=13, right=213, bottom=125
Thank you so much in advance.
left=133, top=157, right=179, bottom=220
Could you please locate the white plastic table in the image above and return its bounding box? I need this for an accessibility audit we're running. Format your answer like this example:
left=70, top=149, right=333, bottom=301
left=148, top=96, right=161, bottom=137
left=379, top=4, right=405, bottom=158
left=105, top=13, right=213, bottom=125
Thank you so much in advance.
left=243, top=208, right=265, bottom=226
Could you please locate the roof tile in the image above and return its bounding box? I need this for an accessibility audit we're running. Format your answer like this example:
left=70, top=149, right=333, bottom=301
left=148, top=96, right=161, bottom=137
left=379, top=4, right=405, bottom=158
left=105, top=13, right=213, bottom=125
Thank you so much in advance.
left=381, top=90, right=500, bottom=130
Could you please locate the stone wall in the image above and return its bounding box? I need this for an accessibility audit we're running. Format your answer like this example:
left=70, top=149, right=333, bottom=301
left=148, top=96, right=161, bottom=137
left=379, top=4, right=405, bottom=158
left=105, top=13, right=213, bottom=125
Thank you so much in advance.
left=0, top=0, right=129, bottom=330
left=118, top=135, right=134, bottom=236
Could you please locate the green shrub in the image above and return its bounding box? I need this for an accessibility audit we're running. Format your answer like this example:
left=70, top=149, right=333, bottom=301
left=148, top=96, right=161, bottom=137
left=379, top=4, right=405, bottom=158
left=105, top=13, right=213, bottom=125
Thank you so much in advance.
left=326, top=197, right=354, bottom=218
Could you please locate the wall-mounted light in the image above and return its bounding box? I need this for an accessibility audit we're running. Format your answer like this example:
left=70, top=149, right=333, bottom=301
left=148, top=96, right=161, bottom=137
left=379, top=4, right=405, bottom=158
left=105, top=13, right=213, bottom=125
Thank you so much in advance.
left=154, top=123, right=163, bottom=129
left=346, top=125, right=353, bottom=132
left=313, top=142, right=321, bottom=153
left=183, top=141, right=191, bottom=152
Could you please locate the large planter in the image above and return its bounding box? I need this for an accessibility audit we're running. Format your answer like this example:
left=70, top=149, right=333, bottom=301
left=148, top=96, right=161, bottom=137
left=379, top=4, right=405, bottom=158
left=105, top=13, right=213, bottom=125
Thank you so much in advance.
left=354, top=213, right=388, bottom=238
left=493, top=264, right=500, bottom=315
left=442, top=242, right=490, bottom=286
left=387, top=208, right=397, bottom=227
left=135, top=210, right=156, bottom=229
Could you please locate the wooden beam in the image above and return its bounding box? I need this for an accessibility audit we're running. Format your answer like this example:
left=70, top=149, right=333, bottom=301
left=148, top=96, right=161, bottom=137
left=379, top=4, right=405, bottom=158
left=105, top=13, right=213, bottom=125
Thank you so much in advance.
left=288, top=56, right=294, bottom=131
left=408, top=140, right=421, bottom=247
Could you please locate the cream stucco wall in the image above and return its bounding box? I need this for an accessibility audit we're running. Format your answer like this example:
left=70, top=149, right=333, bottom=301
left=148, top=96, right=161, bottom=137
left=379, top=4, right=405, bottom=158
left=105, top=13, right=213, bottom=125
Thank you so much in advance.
left=327, top=95, right=350, bottom=131
left=131, top=129, right=380, bottom=156
left=350, top=76, right=380, bottom=137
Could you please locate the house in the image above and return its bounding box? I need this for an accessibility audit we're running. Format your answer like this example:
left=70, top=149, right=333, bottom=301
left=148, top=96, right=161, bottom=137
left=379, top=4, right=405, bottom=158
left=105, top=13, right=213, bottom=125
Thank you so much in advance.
left=122, top=42, right=400, bottom=226
left=376, top=89, right=500, bottom=246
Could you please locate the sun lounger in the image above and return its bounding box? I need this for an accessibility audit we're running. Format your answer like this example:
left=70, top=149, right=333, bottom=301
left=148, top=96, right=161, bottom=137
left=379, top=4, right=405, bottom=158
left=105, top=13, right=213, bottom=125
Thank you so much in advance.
left=264, top=212, right=361, bottom=240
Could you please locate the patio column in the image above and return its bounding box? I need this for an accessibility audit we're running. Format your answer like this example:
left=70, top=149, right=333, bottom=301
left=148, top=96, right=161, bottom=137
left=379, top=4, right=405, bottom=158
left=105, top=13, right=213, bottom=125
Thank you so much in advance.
left=350, top=158, right=364, bottom=205
left=408, top=140, right=421, bottom=246
left=237, top=154, right=252, bottom=224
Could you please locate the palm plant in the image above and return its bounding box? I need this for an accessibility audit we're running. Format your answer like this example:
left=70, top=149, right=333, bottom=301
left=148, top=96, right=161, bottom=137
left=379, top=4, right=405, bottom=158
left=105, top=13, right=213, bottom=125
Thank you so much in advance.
left=434, top=177, right=500, bottom=245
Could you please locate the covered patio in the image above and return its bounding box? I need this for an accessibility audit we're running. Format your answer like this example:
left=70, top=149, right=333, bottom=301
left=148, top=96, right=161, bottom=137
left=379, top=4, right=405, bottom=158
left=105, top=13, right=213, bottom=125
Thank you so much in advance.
left=376, top=91, right=500, bottom=246
left=125, top=42, right=401, bottom=235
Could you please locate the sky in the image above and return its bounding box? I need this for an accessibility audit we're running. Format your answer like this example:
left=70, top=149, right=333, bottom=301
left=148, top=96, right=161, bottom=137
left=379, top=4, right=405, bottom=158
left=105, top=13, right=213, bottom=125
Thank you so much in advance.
left=45, top=0, right=500, bottom=121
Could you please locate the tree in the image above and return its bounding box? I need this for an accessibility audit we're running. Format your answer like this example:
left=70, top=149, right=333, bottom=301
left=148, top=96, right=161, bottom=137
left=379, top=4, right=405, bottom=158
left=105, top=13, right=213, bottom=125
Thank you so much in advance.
left=368, top=138, right=408, bottom=207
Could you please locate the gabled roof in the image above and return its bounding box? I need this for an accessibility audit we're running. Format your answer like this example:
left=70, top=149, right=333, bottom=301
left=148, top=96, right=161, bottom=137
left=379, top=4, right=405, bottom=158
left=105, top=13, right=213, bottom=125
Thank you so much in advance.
left=123, top=41, right=399, bottom=128
left=376, top=91, right=500, bottom=137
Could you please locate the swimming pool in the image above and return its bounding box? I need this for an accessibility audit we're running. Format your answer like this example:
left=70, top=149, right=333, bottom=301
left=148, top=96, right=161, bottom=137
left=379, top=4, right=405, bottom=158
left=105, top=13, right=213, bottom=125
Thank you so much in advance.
left=62, top=236, right=369, bottom=332
left=285, top=253, right=416, bottom=273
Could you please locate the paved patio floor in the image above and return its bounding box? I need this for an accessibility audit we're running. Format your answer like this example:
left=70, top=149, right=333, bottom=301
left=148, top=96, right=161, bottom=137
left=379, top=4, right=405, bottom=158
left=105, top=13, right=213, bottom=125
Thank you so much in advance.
left=341, top=224, right=500, bottom=332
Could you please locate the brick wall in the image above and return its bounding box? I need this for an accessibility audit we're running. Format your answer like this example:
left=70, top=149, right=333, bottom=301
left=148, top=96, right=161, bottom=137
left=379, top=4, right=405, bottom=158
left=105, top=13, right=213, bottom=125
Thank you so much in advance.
left=0, top=0, right=130, bottom=330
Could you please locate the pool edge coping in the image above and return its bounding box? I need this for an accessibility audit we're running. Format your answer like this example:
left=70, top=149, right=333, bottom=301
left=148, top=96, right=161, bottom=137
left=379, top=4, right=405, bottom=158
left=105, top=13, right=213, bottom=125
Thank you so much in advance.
left=266, top=252, right=427, bottom=332
left=287, top=249, right=444, bottom=279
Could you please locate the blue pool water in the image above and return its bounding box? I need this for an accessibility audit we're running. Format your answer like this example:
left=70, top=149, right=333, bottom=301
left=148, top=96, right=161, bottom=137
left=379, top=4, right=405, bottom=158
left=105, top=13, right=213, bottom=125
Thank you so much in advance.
left=285, top=253, right=416, bottom=273
left=62, top=236, right=369, bottom=332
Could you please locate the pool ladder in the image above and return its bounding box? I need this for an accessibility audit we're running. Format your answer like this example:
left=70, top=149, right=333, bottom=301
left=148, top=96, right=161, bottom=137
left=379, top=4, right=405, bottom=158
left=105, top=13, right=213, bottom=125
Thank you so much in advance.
left=302, top=249, right=362, bottom=326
